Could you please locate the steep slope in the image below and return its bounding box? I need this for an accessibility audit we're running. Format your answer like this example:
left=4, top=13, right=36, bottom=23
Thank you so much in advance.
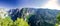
left=21, top=8, right=60, bottom=26
left=8, top=8, right=22, bottom=21
left=8, top=8, right=60, bottom=26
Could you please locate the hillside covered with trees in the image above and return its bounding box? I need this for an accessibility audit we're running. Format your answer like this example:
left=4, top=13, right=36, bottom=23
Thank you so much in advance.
left=0, top=8, right=60, bottom=26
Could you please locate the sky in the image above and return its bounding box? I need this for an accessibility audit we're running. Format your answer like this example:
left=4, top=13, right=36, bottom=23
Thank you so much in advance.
left=19, top=0, right=60, bottom=10
left=19, top=0, right=49, bottom=8
left=0, top=0, right=60, bottom=10
left=40, top=0, right=60, bottom=10
left=0, top=0, right=19, bottom=9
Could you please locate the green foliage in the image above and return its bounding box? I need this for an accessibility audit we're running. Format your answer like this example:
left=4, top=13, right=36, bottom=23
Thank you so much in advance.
left=0, top=16, right=13, bottom=26
left=56, top=12, right=60, bottom=24
left=57, top=14, right=60, bottom=21
left=55, top=23, right=59, bottom=26
left=56, top=12, right=60, bottom=26
left=14, top=18, right=29, bottom=26
left=0, top=16, right=29, bottom=26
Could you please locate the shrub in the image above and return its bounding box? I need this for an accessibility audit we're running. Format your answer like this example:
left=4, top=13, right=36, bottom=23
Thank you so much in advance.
left=14, top=18, right=29, bottom=26
left=0, top=17, right=29, bottom=26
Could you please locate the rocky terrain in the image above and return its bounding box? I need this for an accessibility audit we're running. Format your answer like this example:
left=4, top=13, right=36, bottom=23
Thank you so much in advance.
left=8, top=8, right=60, bottom=26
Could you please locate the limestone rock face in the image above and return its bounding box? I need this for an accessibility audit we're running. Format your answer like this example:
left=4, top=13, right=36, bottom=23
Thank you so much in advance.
left=8, top=8, right=21, bottom=21
left=0, top=9, right=8, bottom=19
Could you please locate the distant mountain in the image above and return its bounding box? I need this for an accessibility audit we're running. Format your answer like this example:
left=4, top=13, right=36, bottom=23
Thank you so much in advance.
left=21, top=8, right=60, bottom=26
left=8, top=8, right=60, bottom=26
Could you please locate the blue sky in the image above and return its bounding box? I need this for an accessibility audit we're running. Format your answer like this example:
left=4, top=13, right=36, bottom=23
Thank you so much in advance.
left=19, top=0, right=60, bottom=10
left=0, top=0, right=49, bottom=9
left=19, top=0, right=49, bottom=8
left=0, top=0, right=60, bottom=9
left=0, top=0, right=19, bottom=9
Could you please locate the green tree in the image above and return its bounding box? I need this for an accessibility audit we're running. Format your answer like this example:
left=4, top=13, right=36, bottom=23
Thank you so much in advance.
left=56, top=12, right=60, bottom=26
left=0, top=16, right=13, bottom=26
left=14, top=18, right=29, bottom=26
left=0, top=16, right=29, bottom=26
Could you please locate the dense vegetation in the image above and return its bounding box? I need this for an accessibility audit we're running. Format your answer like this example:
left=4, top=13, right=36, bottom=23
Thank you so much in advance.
left=0, top=16, right=29, bottom=26
left=55, top=12, right=60, bottom=26
left=1, top=8, right=60, bottom=26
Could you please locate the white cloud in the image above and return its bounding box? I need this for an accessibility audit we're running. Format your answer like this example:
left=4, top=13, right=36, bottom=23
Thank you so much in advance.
left=40, top=0, right=60, bottom=10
